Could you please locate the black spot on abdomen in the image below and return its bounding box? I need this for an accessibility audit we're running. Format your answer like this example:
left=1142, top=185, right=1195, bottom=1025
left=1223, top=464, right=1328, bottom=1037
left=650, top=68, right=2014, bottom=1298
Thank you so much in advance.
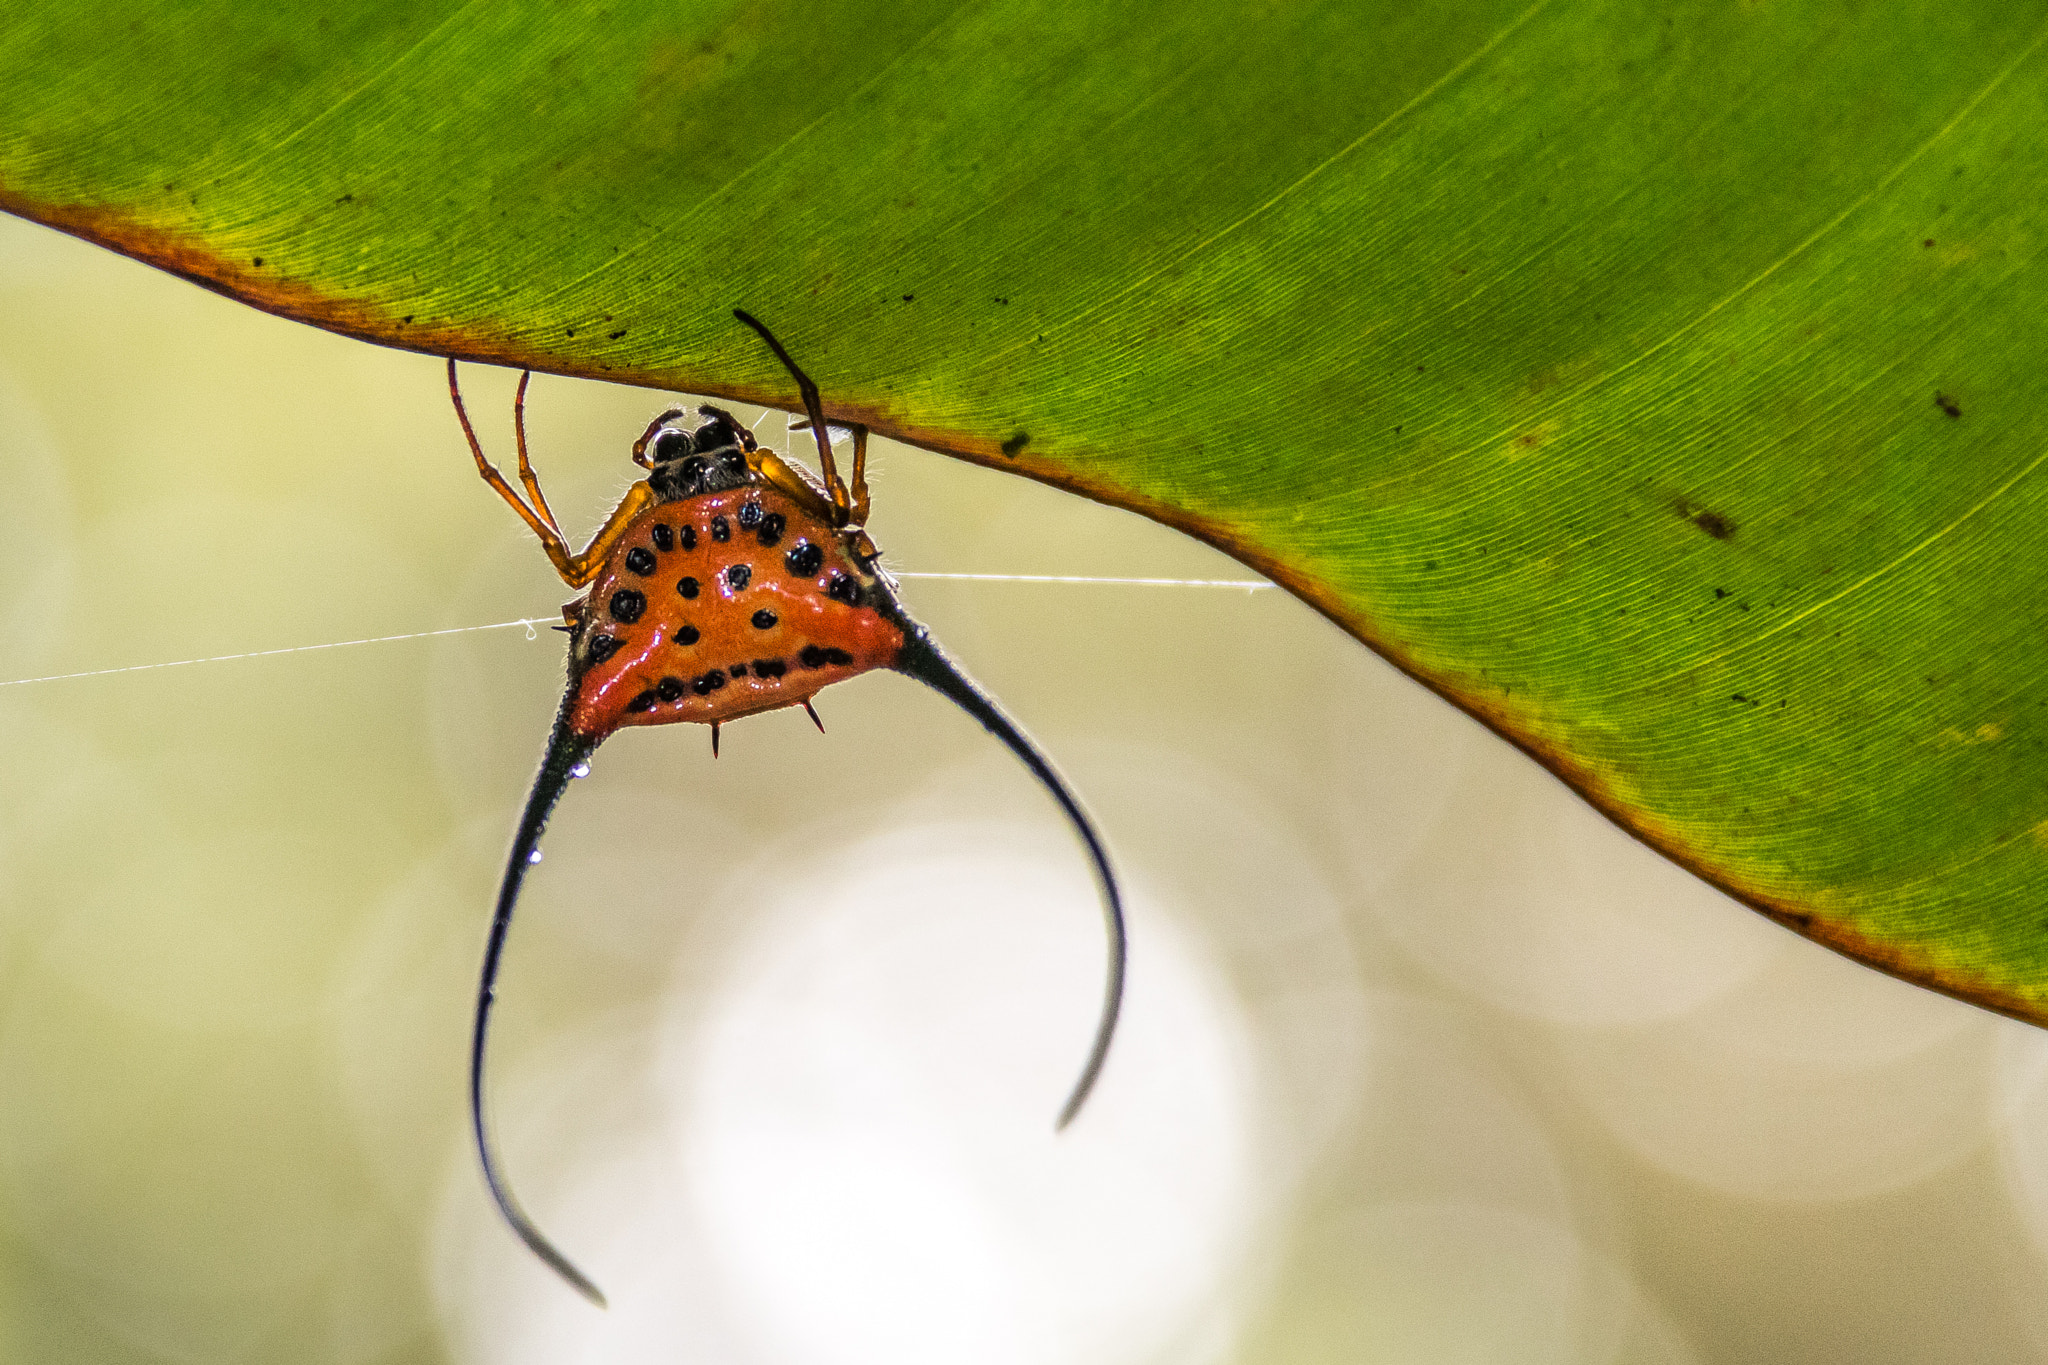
left=624, top=547, right=656, bottom=575
left=726, top=564, right=752, bottom=591
left=587, top=634, right=622, bottom=664
left=753, top=658, right=787, bottom=678
left=826, top=572, right=862, bottom=606
left=786, top=541, right=824, bottom=577
left=751, top=608, right=777, bottom=629
left=799, top=645, right=855, bottom=669
left=651, top=524, right=675, bottom=552
left=677, top=576, right=700, bottom=599
left=609, top=588, right=647, bottom=623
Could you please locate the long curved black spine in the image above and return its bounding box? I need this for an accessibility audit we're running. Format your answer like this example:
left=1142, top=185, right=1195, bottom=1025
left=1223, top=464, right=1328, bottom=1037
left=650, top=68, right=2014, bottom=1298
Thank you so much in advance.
left=472, top=692, right=607, bottom=1307
left=891, top=628, right=1127, bottom=1129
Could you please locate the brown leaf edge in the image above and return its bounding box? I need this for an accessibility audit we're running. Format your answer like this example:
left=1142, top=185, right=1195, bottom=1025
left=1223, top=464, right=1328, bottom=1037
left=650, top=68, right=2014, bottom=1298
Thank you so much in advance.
left=6, top=187, right=2036, bottom=1032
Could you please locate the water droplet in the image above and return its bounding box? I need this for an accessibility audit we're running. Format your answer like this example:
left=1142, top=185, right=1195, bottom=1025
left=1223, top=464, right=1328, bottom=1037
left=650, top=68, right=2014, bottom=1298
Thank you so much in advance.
left=527, top=848, right=544, bottom=864
left=570, top=761, right=591, bottom=779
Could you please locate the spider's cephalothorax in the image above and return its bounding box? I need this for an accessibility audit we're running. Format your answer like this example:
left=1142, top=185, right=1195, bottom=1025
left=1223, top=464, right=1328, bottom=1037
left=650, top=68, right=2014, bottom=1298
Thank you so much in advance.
left=446, top=311, right=1126, bottom=1309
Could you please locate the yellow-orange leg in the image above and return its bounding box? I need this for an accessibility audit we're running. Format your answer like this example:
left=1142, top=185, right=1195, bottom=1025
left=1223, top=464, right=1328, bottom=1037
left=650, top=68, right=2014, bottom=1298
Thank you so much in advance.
left=511, top=372, right=559, bottom=534
left=789, top=418, right=871, bottom=526
left=848, top=424, right=871, bottom=526
left=447, top=359, right=657, bottom=589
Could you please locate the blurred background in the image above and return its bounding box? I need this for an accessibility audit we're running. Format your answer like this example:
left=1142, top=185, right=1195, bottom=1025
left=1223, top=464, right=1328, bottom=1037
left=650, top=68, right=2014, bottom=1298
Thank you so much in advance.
left=4, top=210, right=2048, bottom=1364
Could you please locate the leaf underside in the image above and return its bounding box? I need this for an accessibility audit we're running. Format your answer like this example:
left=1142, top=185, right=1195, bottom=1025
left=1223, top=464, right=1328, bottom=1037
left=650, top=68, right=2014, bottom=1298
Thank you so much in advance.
left=7, top=0, right=2048, bottom=1022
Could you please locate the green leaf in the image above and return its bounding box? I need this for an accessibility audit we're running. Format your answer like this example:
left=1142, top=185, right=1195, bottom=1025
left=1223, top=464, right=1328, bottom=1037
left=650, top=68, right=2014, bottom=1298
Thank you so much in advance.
left=6, top=0, right=2048, bottom=1025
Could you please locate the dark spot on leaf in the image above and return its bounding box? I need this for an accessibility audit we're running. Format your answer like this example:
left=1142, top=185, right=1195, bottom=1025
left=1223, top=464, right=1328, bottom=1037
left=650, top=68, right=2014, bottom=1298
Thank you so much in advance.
left=1714, top=587, right=1729, bottom=599
left=1694, top=512, right=1734, bottom=539
left=1924, top=238, right=1936, bottom=248
left=1936, top=392, right=1962, bottom=418
left=609, top=329, right=627, bottom=340
left=1674, top=499, right=1737, bottom=540
left=252, top=257, right=263, bottom=266
left=902, top=293, right=915, bottom=303
left=1001, top=431, right=1031, bottom=458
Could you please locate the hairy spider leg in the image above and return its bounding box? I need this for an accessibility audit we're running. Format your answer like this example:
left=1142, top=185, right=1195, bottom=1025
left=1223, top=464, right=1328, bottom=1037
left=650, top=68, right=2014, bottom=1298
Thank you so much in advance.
left=792, top=416, right=872, bottom=526
left=511, top=371, right=559, bottom=533
left=448, top=359, right=655, bottom=590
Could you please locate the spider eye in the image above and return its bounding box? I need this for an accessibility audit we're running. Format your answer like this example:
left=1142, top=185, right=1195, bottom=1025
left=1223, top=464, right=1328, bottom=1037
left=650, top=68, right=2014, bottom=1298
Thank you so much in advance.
left=679, top=455, right=709, bottom=486
left=719, top=448, right=747, bottom=475
left=649, top=428, right=690, bottom=462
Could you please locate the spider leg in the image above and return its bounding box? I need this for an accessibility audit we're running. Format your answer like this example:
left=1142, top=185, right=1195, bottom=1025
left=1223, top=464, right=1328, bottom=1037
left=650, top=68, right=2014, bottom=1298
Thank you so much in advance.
left=630, top=407, right=693, bottom=468
left=849, top=425, right=871, bottom=526
left=450, top=359, right=567, bottom=553
left=512, top=371, right=561, bottom=534
left=448, top=359, right=654, bottom=589
left=732, top=309, right=852, bottom=526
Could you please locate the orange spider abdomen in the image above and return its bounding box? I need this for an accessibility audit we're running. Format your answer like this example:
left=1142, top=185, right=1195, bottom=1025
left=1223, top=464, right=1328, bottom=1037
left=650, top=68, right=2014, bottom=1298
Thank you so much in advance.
left=567, top=487, right=903, bottom=738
